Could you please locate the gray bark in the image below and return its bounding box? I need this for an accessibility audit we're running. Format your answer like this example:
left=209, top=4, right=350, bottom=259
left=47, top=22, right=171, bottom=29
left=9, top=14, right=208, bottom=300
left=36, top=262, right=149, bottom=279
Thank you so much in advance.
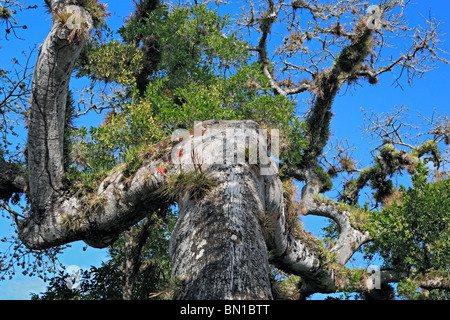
left=20, top=1, right=174, bottom=249
left=169, top=120, right=274, bottom=299
left=122, top=218, right=153, bottom=300
left=27, top=1, right=93, bottom=215
left=19, top=150, right=171, bottom=249
left=300, top=169, right=372, bottom=265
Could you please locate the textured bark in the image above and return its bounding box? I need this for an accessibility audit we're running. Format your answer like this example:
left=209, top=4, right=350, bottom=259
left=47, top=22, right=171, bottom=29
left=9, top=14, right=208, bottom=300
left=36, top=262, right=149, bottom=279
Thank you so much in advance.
left=19, top=149, right=171, bottom=249
left=18, top=1, right=377, bottom=299
left=169, top=120, right=273, bottom=299
left=16, top=0, right=379, bottom=299
left=301, top=169, right=372, bottom=265
left=122, top=219, right=153, bottom=300
left=21, top=0, right=172, bottom=249
left=27, top=0, right=93, bottom=215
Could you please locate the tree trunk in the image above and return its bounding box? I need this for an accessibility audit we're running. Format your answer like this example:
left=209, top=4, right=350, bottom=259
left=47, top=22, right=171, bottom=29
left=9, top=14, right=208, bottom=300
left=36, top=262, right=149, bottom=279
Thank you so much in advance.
left=10, top=1, right=449, bottom=300
left=168, top=120, right=274, bottom=299
left=123, top=228, right=137, bottom=300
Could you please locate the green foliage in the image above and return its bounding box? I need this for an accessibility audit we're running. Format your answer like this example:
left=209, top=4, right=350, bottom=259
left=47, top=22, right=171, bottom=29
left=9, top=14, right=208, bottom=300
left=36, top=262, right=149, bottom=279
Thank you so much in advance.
left=79, top=0, right=109, bottom=29
left=63, top=91, right=76, bottom=172
left=67, top=97, right=165, bottom=181
left=31, top=263, right=123, bottom=300
left=297, top=25, right=375, bottom=170
left=270, top=267, right=301, bottom=300
left=68, top=70, right=305, bottom=193
left=142, top=65, right=301, bottom=131
left=74, top=2, right=308, bottom=170
left=334, top=27, right=373, bottom=74
left=47, top=2, right=310, bottom=299
left=315, top=194, right=373, bottom=234
left=396, top=277, right=425, bottom=300
left=70, top=4, right=307, bottom=192
left=340, top=142, right=435, bottom=205
left=281, top=179, right=306, bottom=240
left=122, top=148, right=143, bottom=178
left=397, top=276, right=450, bottom=300
left=77, top=38, right=144, bottom=85
left=119, top=4, right=249, bottom=89
left=313, top=164, right=333, bottom=193
left=411, top=139, right=441, bottom=167
left=78, top=4, right=248, bottom=89
left=367, top=163, right=450, bottom=273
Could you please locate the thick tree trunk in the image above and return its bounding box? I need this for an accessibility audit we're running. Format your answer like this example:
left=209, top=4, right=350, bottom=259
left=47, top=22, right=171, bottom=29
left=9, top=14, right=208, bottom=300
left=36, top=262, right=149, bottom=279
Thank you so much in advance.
left=169, top=173, right=272, bottom=300
left=169, top=120, right=274, bottom=299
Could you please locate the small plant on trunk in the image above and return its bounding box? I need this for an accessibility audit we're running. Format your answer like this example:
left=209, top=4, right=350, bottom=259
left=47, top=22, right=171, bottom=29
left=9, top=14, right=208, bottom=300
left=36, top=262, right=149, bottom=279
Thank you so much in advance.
left=156, top=149, right=217, bottom=205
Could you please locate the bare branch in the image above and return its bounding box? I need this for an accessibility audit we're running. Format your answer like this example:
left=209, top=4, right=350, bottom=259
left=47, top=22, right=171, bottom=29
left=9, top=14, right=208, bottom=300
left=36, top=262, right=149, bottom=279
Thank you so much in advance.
left=0, top=200, right=25, bottom=221
left=361, top=106, right=418, bottom=152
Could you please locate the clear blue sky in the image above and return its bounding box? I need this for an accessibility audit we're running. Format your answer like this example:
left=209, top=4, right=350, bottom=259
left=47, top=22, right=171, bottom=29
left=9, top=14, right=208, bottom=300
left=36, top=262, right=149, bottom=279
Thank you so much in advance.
left=0, top=0, right=449, bottom=299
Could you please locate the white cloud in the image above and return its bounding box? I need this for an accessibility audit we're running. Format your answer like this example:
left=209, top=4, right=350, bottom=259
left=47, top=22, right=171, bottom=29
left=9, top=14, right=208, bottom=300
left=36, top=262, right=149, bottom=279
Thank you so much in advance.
left=0, top=276, right=47, bottom=300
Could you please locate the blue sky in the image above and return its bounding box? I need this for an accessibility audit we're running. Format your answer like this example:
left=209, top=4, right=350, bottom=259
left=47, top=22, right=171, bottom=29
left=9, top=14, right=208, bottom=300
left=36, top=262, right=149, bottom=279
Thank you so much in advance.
left=0, top=0, right=449, bottom=299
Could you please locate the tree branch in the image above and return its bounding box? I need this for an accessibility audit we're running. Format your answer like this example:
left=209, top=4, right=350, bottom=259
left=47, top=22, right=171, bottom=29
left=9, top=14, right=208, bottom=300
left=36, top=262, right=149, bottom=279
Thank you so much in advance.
left=27, top=1, right=93, bottom=215
left=264, top=171, right=322, bottom=275
left=0, top=155, right=26, bottom=200
left=123, top=218, right=153, bottom=300
left=18, top=137, right=173, bottom=249
left=307, top=197, right=372, bottom=265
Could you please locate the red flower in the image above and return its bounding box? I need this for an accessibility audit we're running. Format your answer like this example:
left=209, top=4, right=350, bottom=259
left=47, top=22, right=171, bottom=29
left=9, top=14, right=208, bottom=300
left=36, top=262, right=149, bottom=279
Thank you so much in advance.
left=157, top=165, right=168, bottom=177
left=176, top=147, right=184, bottom=160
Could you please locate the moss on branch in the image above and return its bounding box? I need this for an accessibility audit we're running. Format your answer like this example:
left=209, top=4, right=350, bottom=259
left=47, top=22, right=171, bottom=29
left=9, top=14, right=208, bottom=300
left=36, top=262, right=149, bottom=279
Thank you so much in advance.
left=299, top=25, right=374, bottom=170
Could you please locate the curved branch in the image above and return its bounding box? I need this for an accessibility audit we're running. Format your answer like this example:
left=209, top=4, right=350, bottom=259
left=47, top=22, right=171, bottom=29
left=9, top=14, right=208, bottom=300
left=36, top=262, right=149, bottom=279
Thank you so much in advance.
left=264, top=172, right=322, bottom=275
left=301, top=169, right=371, bottom=265
left=27, top=1, right=93, bottom=215
left=19, top=140, right=172, bottom=249
left=307, top=196, right=372, bottom=265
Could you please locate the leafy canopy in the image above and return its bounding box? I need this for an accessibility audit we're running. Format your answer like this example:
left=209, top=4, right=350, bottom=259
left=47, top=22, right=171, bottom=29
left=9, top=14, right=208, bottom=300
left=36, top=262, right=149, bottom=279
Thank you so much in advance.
left=367, top=162, right=450, bottom=273
left=69, top=3, right=307, bottom=185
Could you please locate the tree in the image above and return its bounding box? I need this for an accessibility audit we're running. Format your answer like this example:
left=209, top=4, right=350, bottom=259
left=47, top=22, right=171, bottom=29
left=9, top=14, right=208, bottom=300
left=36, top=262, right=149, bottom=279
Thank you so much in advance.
left=0, top=0, right=449, bottom=300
